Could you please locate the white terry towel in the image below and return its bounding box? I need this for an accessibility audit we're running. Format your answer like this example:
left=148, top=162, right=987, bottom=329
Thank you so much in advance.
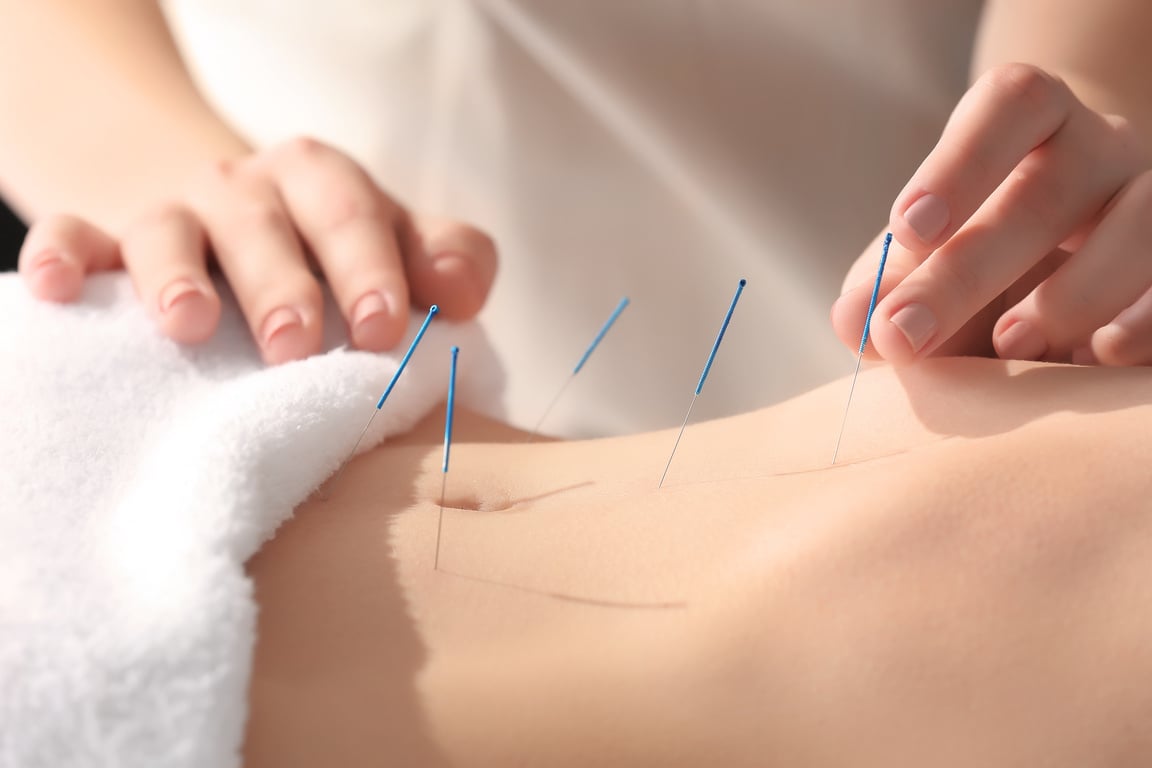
left=0, top=272, right=502, bottom=767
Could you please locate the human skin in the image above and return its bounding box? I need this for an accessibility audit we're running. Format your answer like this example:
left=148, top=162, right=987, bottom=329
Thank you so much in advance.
left=8, top=1, right=1152, bottom=369
left=245, top=358, right=1152, bottom=766
left=0, top=1, right=496, bottom=361
left=835, top=0, right=1152, bottom=367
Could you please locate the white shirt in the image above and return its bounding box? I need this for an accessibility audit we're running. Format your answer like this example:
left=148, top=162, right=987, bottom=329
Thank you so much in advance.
left=162, top=0, right=983, bottom=436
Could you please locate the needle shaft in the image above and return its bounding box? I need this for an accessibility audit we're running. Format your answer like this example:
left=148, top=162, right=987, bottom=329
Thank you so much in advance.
left=321, top=305, right=440, bottom=497
left=434, top=346, right=459, bottom=570
left=435, top=472, right=447, bottom=571
left=831, top=233, right=892, bottom=464
left=658, top=279, right=746, bottom=487
left=658, top=393, right=698, bottom=488
left=529, top=296, right=630, bottom=440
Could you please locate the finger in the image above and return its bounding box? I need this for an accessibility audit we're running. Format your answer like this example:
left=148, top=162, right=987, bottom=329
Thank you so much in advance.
left=17, top=214, right=121, bottom=302
left=264, top=137, right=409, bottom=352
left=869, top=104, right=1136, bottom=364
left=891, top=64, right=1078, bottom=252
left=993, top=171, right=1152, bottom=360
left=1083, top=286, right=1152, bottom=366
left=193, top=162, right=323, bottom=364
left=120, top=204, right=221, bottom=344
left=831, top=231, right=913, bottom=360
left=405, top=216, right=498, bottom=321
left=832, top=232, right=1003, bottom=361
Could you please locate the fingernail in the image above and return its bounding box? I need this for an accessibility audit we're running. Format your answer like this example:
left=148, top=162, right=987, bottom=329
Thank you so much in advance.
left=995, top=320, right=1048, bottom=361
left=350, top=287, right=400, bottom=345
left=1071, top=346, right=1097, bottom=366
left=30, top=249, right=67, bottom=274
left=158, top=278, right=205, bottom=314
left=260, top=306, right=305, bottom=361
left=351, top=290, right=390, bottom=328
left=889, top=303, right=937, bottom=354
left=352, top=290, right=403, bottom=350
left=902, top=194, right=949, bottom=245
left=26, top=249, right=81, bottom=301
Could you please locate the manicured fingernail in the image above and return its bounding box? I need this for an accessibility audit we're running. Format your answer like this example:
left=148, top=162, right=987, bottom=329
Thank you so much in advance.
left=158, top=278, right=205, bottom=314
left=1071, top=346, right=1097, bottom=366
left=995, top=320, right=1048, bottom=361
left=350, top=287, right=400, bottom=343
left=351, top=290, right=402, bottom=349
left=351, top=290, right=389, bottom=327
left=903, top=194, right=949, bottom=244
left=889, top=303, right=937, bottom=354
left=30, top=249, right=67, bottom=273
left=27, top=249, right=81, bottom=301
left=260, top=306, right=305, bottom=361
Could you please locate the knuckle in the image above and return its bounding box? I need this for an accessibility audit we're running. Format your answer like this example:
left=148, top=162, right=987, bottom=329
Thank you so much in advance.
left=131, top=202, right=196, bottom=233
left=1008, top=156, right=1067, bottom=232
left=314, top=192, right=392, bottom=231
left=279, top=135, right=333, bottom=162
left=229, top=199, right=291, bottom=236
left=930, top=251, right=984, bottom=305
left=187, top=159, right=246, bottom=205
left=956, top=140, right=1000, bottom=189
left=201, top=158, right=238, bottom=187
left=983, top=63, right=1067, bottom=115
left=35, top=213, right=89, bottom=244
left=211, top=157, right=237, bottom=177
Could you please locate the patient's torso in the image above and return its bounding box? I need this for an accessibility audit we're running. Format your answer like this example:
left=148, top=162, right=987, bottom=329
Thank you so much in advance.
left=244, top=359, right=1152, bottom=767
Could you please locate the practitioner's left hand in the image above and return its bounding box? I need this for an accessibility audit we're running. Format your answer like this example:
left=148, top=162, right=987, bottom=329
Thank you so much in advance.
left=832, top=63, right=1152, bottom=366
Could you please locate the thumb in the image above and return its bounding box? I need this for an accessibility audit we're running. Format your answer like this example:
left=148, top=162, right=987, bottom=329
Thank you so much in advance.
left=831, top=231, right=918, bottom=360
left=833, top=228, right=1010, bottom=362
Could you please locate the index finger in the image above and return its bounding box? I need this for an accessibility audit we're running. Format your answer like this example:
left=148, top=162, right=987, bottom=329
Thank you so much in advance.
left=832, top=231, right=1002, bottom=360
left=263, top=138, right=411, bottom=352
left=891, top=64, right=1076, bottom=252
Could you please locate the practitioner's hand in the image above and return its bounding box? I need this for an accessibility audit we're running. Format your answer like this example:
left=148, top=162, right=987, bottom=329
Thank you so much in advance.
left=17, top=138, right=498, bottom=364
left=832, top=63, right=1152, bottom=366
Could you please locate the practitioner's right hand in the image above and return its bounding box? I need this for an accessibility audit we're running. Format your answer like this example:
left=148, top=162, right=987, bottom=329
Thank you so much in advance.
left=831, top=64, right=1152, bottom=367
left=17, top=137, right=498, bottom=364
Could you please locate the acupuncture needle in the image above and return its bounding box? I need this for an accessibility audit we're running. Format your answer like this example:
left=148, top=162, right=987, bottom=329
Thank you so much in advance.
left=529, top=296, right=630, bottom=439
left=831, top=232, right=892, bottom=465
left=658, top=279, right=746, bottom=488
left=434, top=345, right=459, bottom=571
left=324, top=304, right=439, bottom=495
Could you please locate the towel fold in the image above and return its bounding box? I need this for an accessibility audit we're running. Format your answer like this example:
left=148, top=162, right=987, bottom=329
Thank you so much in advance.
left=0, top=273, right=502, bottom=767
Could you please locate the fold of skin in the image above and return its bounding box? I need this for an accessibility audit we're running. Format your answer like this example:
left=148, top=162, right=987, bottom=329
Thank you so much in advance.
left=245, top=358, right=1152, bottom=767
